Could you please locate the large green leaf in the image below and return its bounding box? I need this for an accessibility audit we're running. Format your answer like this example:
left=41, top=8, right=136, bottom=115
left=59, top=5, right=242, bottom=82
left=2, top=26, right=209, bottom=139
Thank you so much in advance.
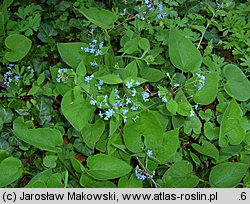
left=5, top=34, right=32, bottom=62
left=169, top=29, right=202, bottom=72
left=209, top=162, right=248, bottom=187
left=219, top=99, right=246, bottom=147
left=79, top=7, right=117, bottom=30
left=155, top=129, right=179, bottom=164
left=162, top=160, right=199, bottom=187
left=223, top=64, right=250, bottom=101
left=80, top=173, right=116, bottom=188
left=140, top=67, right=165, bottom=82
left=0, top=157, right=23, bottom=187
left=13, top=117, right=63, bottom=153
left=194, top=72, right=219, bottom=105
left=86, top=154, right=132, bottom=180
left=124, top=110, right=164, bottom=153
left=81, top=119, right=105, bottom=149
left=61, top=86, right=95, bottom=131
left=57, top=42, right=86, bottom=68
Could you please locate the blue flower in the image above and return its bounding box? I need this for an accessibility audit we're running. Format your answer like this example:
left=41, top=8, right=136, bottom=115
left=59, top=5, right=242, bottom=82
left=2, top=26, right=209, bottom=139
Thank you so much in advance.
left=27, top=65, right=31, bottom=69
left=90, top=62, right=95, bottom=66
left=158, top=4, right=163, bottom=10
left=126, top=98, right=131, bottom=105
left=8, top=63, right=14, bottom=67
left=98, top=111, right=103, bottom=118
left=6, top=70, right=12, bottom=76
left=90, top=44, right=95, bottom=49
left=157, top=90, right=161, bottom=98
left=157, top=13, right=163, bottom=19
left=131, top=106, right=138, bottom=111
left=95, top=49, right=101, bottom=56
left=125, top=81, right=133, bottom=89
left=147, top=149, right=153, bottom=157
left=144, top=0, right=150, bottom=5
left=194, top=104, right=199, bottom=110
left=132, top=88, right=137, bottom=97
left=122, top=109, right=129, bottom=115
left=135, top=81, right=140, bottom=86
left=135, top=169, right=147, bottom=181
left=162, top=98, right=168, bottom=103
left=99, top=42, right=104, bottom=49
left=123, top=118, right=127, bottom=123
left=14, top=75, right=20, bottom=81
left=83, top=47, right=90, bottom=53
left=8, top=77, right=12, bottom=82
left=190, top=110, right=195, bottom=117
left=135, top=14, right=140, bottom=19
left=142, top=92, right=150, bottom=101
left=92, top=39, right=97, bottom=44
left=84, top=75, right=94, bottom=83
left=90, top=48, right=95, bottom=53
left=90, top=99, right=97, bottom=105
left=106, top=109, right=115, bottom=118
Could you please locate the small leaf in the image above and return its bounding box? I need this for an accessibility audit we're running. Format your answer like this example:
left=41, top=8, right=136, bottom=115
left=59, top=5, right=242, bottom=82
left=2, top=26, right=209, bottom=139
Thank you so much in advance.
left=86, top=154, right=132, bottom=180
left=5, top=34, right=32, bottom=62
left=37, top=22, right=58, bottom=43
left=97, top=74, right=122, bottom=84
left=169, top=29, right=202, bottom=72
left=0, top=157, right=23, bottom=187
left=209, top=162, right=248, bottom=187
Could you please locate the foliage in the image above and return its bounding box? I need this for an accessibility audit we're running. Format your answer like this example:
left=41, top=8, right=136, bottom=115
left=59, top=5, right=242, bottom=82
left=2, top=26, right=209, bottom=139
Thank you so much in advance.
left=0, top=0, right=249, bottom=188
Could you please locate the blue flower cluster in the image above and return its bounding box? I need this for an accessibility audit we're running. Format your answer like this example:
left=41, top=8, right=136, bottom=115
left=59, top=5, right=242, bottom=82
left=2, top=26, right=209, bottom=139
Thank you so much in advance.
left=135, top=167, right=155, bottom=181
left=81, top=39, right=103, bottom=56
left=218, top=0, right=233, bottom=9
left=195, top=73, right=206, bottom=91
left=135, top=1, right=167, bottom=21
left=2, top=64, right=33, bottom=87
left=56, top=68, right=68, bottom=83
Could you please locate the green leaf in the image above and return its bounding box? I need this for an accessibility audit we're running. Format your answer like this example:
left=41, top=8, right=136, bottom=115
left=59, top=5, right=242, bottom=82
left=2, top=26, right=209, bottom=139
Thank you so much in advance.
left=80, top=173, right=116, bottom=188
left=37, top=22, right=57, bottom=43
left=166, top=99, right=178, bottom=115
left=223, top=64, right=250, bottom=101
left=61, top=87, right=95, bottom=131
left=0, top=157, right=23, bottom=187
left=140, top=67, right=165, bottom=82
left=175, top=90, right=192, bottom=116
left=124, top=60, right=138, bottom=77
left=25, top=169, right=53, bottom=188
left=162, top=160, right=199, bottom=187
left=5, top=34, right=32, bottom=62
left=155, top=129, right=179, bottom=164
left=97, top=74, right=122, bottom=84
left=81, top=120, right=105, bottom=149
left=57, top=42, right=86, bottom=68
left=219, top=99, right=246, bottom=147
left=192, top=141, right=219, bottom=160
left=86, top=154, right=132, bottom=180
left=138, top=38, right=150, bottom=51
left=169, top=29, right=202, bottom=72
left=118, top=175, right=143, bottom=188
left=13, top=117, right=63, bottom=153
left=0, top=107, right=14, bottom=123
left=79, top=7, right=117, bottom=30
left=124, top=110, right=164, bottom=153
left=184, top=115, right=202, bottom=134
left=209, top=162, right=248, bottom=187
left=194, top=72, right=219, bottom=105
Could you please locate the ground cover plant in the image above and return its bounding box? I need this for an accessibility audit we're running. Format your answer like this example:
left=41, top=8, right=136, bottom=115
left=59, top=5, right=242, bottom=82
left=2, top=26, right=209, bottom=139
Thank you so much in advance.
left=0, top=0, right=249, bottom=188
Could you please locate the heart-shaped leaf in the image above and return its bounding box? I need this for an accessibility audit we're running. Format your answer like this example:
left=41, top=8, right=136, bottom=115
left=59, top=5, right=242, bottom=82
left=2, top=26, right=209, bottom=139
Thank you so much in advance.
left=86, top=154, right=132, bottom=180
left=0, top=157, right=23, bottom=187
left=13, top=117, right=63, bottom=153
left=5, top=34, right=32, bottom=62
